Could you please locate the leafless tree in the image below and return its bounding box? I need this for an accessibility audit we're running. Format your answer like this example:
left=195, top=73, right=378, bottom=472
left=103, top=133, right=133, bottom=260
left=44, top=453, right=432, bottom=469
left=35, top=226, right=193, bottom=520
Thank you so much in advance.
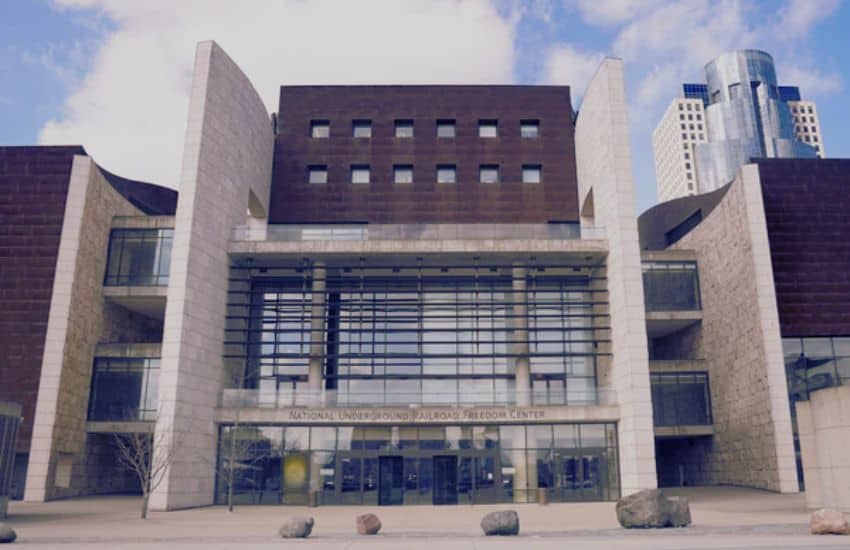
left=209, top=427, right=266, bottom=512
left=113, top=429, right=177, bottom=519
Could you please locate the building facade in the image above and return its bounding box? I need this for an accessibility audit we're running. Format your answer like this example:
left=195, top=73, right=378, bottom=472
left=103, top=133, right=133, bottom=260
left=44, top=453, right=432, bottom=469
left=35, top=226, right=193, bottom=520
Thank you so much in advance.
left=652, top=98, right=707, bottom=202
left=4, top=41, right=845, bottom=510
left=653, top=50, right=821, bottom=201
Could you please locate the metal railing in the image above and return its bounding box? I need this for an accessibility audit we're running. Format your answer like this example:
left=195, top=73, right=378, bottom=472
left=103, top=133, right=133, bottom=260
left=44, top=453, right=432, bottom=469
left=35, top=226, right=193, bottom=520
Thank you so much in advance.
left=232, top=223, right=606, bottom=242
left=219, top=387, right=617, bottom=409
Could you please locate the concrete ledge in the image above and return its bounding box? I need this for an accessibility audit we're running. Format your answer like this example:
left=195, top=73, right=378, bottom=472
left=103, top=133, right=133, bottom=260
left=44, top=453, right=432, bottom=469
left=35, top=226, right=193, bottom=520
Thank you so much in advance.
left=94, top=342, right=162, bottom=358
left=103, top=286, right=167, bottom=319
left=649, top=360, right=707, bottom=373
left=654, top=425, right=714, bottom=438
left=641, top=249, right=698, bottom=262
left=214, top=404, right=621, bottom=425
left=111, top=215, right=174, bottom=229
left=646, top=310, right=703, bottom=338
left=86, top=421, right=155, bottom=434
left=228, top=238, right=609, bottom=258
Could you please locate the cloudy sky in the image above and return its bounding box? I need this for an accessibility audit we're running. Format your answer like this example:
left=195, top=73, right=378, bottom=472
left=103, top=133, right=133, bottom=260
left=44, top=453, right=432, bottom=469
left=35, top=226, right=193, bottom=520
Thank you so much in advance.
left=1, top=0, right=847, bottom=213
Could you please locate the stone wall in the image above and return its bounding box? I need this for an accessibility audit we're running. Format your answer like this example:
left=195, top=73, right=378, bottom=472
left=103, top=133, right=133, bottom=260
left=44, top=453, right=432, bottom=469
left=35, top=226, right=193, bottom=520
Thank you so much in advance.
left=668, top=165, right=797, bottom=492
left=150, top=41, right=274, bottom=510
left=795, top=385, right=850, bottom=512
left=24, top=156, right=145, bottom=501
left=575, top=58, right=657, bottom=495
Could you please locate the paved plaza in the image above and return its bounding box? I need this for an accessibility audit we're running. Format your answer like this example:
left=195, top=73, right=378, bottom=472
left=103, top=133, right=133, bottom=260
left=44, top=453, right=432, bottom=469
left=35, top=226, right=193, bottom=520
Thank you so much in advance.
left=3, top=487, right=849, bottom=548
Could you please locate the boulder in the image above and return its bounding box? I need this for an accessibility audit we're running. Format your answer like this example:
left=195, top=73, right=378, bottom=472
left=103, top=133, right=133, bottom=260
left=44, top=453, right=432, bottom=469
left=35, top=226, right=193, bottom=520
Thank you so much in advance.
left=480, top=510, right=519, bottom=536
left=616, top=489, right=691, bottom=528
left=810, top=508, right=850, bottom=535
left=667, top=496, right=692, bottom=528
left=356, top=513, right=381, bottom=535
left=0, top=523, right=16, bottom=544
left=278, top=516, right=314, bottom=538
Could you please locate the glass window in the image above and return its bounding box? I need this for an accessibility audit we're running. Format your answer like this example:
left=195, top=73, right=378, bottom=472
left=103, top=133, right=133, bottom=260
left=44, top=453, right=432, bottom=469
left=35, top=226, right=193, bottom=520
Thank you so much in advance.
left=522, top=164, right=541, bottom=184
left=394, top=165, right=413, bottom=184
left=104, top=228, right=173, bottom=286
left=310, top=120, right=329, bottom=138
left=479, top=165, right=499, bottom=184
left=351, top=165, right=370, bottom=184
left=437, top=119, right=456, bottom=138
left=352, top=120, right=371, bottom=138
left=479, top=120, right=498, bottom=138
left=520, top=120, right=539, bottom=138
left=88, top=357, right=159, bottom=421
left=437, top=164, right=456, bottom=184
left=394, top=120, right=414, bottom=138
left=308, top=165, right=327, bottom=184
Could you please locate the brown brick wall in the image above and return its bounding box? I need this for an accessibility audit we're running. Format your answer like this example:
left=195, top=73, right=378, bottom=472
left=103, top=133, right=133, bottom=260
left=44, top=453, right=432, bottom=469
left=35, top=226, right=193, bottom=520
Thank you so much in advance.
left=0, top=146, right=82, bottom=453
left=759, top=159, right=850, bottom=337
left=269, top=85, right=580, bottom=223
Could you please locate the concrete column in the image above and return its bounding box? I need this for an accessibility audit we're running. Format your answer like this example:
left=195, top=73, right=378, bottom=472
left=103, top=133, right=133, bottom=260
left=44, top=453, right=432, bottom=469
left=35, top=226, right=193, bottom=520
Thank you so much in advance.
left=308, top=262, right=327, bottom=395
left=512, top=265, right=530, bottom=407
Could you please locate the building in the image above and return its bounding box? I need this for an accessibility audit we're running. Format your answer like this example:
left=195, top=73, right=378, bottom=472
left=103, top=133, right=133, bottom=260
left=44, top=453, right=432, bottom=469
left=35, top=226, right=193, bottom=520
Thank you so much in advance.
left=652, top=97, right=707, bottom=202
left=1, top=40, right=846, bottom=511
left=652, top=50, right=820, bottom=201
left=0, top=402, right=22, bottom=519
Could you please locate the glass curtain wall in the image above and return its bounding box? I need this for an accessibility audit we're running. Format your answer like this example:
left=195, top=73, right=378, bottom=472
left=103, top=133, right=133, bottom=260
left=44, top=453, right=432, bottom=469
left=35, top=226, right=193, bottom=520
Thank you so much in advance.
left=87, top=358, right=160, bottom=421
left=215, top=423, right=619, bottom=506
left=104, top=228, right=173, bottom=286
left=227, top=263, right=607, bottom=407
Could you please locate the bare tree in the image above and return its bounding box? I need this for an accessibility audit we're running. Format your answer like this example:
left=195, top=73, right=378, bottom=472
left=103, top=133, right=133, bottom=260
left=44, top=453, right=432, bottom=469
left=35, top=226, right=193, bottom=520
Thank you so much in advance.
left=113, top=429, right=177, bottom=519
left=209, top=426, right=266, bottom=511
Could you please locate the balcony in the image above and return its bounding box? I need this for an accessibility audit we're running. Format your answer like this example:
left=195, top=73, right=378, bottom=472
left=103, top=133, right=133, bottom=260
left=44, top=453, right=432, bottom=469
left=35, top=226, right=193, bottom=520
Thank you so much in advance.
left=233, top=223, right=607, bottom=242
left=650, top=371, right=713, bottom=437
left=643, top=260, right=702, bottom=338
left=103, top=227, right=173, bottom=318
left=218, top=387, right=617, bottom=409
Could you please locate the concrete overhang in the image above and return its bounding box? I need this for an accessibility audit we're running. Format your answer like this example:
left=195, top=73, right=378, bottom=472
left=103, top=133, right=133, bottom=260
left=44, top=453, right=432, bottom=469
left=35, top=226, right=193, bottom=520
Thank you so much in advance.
left=86, top=421, right=154, bottom=434
left=94, top=342, right=162, bottom=358
left=228, top=238, right=609, bottom=263
left=649, top=359, right=707, bottom=373
left=111, top=215, right=174, bottom=229
left=641, top=249, right=698, bottom=262
left=214, top=404, right=621, bottom=425
left=103, top=286, right=167, bottom=319
left=654, top=425, right=714, bottom=438
left=645, top=310, right=702, bottom=338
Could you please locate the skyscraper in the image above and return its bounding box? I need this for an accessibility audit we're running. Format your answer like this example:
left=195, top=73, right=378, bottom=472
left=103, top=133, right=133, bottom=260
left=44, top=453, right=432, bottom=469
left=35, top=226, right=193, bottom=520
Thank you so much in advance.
left=653, top=50, right=821, bottom=201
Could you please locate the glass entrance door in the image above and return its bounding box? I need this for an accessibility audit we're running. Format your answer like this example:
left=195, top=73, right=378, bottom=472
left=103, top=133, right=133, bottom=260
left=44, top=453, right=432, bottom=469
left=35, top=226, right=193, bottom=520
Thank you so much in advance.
left=432, top=455, right=458, bottom=505
left=378, top=456, right=404, bottom=505
left=553, top=451, right=606, bottom=501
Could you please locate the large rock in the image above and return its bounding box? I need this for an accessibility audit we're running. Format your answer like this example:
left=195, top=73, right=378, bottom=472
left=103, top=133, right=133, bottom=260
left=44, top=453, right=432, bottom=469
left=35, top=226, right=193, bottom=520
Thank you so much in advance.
left=278, top=516, right=314, bottom=538
left=480, top=510, right=519, bottom=536
left=356, top=513, right=381, bottom=535
left=810, top=508, right=850, bottom=535
left=616, top=489, right=691, bottom=528
left=0, top=523, right=16, bottom=544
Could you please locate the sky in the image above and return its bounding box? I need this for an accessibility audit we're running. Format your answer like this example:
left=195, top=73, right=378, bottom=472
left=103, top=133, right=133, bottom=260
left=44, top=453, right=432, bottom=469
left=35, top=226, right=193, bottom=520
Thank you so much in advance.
left=1, top=0, right=848, bottom=214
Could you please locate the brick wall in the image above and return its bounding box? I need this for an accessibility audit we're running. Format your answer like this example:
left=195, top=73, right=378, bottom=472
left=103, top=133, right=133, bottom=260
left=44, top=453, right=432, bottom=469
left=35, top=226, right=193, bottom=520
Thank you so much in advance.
left=270, top=85, right=579, bottom=224
left=0, top=146, right=83, bottom=454
left=758, top=159, right=850, bottom=337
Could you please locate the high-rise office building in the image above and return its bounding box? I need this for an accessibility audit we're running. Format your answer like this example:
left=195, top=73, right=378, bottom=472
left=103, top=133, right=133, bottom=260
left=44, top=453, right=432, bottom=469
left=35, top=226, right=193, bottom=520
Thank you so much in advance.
left=653, top=50, right=821, bottom=200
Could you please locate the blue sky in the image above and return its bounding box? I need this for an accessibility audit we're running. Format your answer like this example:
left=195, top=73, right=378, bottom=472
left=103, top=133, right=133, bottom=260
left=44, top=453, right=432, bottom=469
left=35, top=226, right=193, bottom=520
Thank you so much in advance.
left=1, top=0, right=847, bottom=214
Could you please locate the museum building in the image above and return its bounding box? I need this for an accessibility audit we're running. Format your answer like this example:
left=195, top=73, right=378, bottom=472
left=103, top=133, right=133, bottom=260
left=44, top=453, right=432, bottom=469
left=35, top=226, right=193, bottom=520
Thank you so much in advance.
left=1, top=41, right=848, bottom=511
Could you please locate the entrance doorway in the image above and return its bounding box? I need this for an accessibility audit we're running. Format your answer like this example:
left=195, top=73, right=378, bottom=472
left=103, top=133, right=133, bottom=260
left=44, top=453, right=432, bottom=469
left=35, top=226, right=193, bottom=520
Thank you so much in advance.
left=432, top=455, right=458, bottom=505
left=552, top=451, right=605, bottom=501
left=378, top=456, right=404, bottom=505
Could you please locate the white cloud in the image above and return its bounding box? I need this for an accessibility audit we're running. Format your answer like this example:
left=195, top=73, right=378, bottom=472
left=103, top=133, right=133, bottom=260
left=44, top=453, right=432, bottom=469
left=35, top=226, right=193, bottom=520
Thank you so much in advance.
left=774, top=0, right=840, bottom=38
left=540, top=44, right=604, bottom=101
left=40, top=0, right=517, bottom=188
left=572, top=0, right=665, bottom=26
left=781, top=64, right=843, bottom=96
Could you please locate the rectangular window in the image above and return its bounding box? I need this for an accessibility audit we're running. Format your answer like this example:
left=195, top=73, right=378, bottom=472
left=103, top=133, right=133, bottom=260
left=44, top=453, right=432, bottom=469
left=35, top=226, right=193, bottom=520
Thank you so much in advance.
left=520, top=120, right=540, bottom=138
left=479, top=165, right=499, bottom=184
left=351, top=165, right=370, bottom=184
left=437, top=164, right=456, bottom=184
left=353, top=120, right=371, bottom=138
left=308, top=165, right=327, bottom=184
left=522, top=164, right=541, bottom=183
left=478, top=120, right=498, bottom=138
left=310, top=120, right=329, bottom=138
left=394, top=164, right=413, bottom=184
left=104, top=228, right=173, bottom=286
left=394, top=120, right=414, bottom=138
left=437, top=119, right=455, bottom=138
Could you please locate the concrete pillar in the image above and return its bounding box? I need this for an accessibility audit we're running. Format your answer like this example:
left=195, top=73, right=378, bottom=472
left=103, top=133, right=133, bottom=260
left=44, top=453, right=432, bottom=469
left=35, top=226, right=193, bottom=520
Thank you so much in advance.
left=512, top=265, right=530, bottom=407
left=308, top=262, right=327, bottom=396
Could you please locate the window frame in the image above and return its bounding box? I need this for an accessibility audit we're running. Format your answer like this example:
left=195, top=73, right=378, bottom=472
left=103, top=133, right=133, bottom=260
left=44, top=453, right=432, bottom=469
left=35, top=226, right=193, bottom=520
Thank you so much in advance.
left=478, top=119, right=498, bottom=138
left=310, top=120, right=330, bottom=139
left=479, top=164, right=500, bottom=184
left=520, top=119, right=540, bottom=139
left=393, top=164, right=414, bottom=184
left=352, top=120, right=372, bottom=139
left=437, top=119, right=456, bottom=138
left=350, top=164, right=371, bottom=184
left=522, top=164, right=542, bottom=184
left=394, top=120, right=414, bottom=139
left=436, top=164, right=457, bottom=184
left=308, top=165, right=328, bottom=185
